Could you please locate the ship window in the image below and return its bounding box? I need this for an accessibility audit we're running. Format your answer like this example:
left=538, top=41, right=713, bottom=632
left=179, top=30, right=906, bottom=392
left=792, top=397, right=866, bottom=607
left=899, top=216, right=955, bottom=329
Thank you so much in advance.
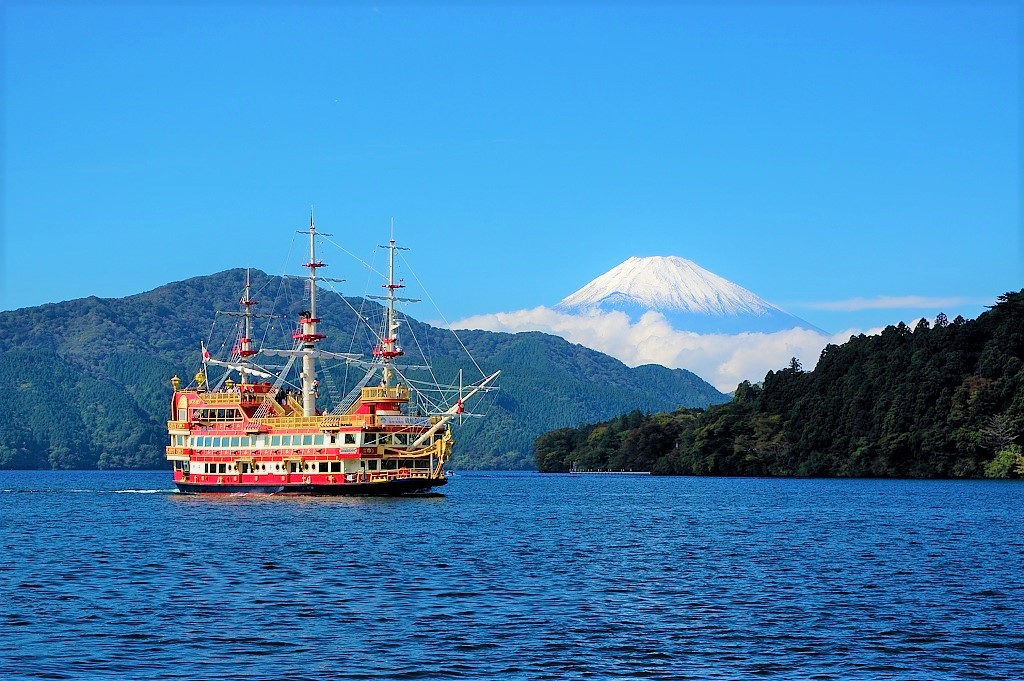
left=289, top=462, right=299, bottom=473
left=318, top=462, right=329, bottom=473
left=261, top=464, right=266, bottom=471
left=230, top=437, right=240, bottom=448
left=381, top=459, right=397, bottom=470
left=330, top=462, right=341, bottom=473
left=281, top=435, right=292, bottom=446
left=364, top=433, right=379, bottom=446
left=329, top=435, right=336, bottom=445
left=271, top=436, right=281, bottom=446
left=218, top=463, right=227, bottom=474
left=414, top=459, right=429, bottom=468
left=302, top=435, right=313, bottom=446
left=177, top=408, right=187, bottom=421
left=367, top=460, right=378, bottom=470
left=304, top=463, right=310, bottom=471
left=240, top=463, right=249, bottom=473
left=395, top=434, right=408, bottom=445
left=314, top=435, right=325, bottom=446
left=211, top=437, right=220, bottom=447
left=344, top=433, right=356, bottom=445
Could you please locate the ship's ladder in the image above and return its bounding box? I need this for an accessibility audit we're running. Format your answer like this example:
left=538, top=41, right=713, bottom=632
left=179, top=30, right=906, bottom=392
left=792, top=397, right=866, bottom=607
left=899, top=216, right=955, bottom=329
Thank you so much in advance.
left=333, top=366, right=377, bottom=415
left=250, top=352, right=299, bottom=425
left=318, top=362, right=345, bottom=408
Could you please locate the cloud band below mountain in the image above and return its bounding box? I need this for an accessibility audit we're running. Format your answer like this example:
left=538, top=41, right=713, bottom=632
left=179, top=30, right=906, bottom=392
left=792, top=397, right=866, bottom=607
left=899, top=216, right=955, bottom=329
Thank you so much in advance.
left=799, top=295, right=980, bottom=311
left=453, top=307, right=880, bottom=392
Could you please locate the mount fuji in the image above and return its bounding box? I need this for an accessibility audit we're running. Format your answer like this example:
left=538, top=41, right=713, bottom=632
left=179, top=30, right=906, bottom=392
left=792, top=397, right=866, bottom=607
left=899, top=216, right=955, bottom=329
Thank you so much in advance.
left=554, top=256, right=821, bottom=335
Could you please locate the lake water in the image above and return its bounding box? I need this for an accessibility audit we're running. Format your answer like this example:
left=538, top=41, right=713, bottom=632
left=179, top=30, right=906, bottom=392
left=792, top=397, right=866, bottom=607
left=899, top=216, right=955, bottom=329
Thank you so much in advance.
left=2, top=471, right=1022, bottom=680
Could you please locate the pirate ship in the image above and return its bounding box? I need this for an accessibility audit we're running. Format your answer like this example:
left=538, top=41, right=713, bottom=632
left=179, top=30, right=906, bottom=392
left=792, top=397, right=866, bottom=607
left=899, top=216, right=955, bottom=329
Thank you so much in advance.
left=165, top=217, right=499, bottom=495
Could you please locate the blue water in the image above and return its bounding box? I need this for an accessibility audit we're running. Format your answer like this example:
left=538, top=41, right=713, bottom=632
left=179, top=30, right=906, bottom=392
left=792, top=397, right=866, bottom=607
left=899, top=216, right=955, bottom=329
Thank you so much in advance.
left=2, top=472, right=1023, bottom=680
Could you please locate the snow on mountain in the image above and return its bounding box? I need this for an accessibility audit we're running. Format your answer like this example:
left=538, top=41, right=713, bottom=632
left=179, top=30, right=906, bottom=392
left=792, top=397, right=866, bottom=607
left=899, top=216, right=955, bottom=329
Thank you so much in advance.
left=554, top=256, right=821, bottom=334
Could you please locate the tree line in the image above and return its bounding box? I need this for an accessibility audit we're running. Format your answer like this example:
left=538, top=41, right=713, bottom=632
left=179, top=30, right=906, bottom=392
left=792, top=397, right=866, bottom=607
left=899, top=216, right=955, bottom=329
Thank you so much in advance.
left=536, top=291, right=1024, bottom=479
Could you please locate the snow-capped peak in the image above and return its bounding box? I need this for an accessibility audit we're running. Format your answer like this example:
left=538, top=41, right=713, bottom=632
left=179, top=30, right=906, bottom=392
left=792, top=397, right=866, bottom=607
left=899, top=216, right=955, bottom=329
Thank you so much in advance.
left=555, top=256, right=784, bottom=317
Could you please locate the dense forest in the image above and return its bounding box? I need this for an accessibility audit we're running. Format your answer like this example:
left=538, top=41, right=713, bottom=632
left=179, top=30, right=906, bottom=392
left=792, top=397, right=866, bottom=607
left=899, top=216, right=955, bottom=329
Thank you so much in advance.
left=0, top=269, right=727, bottom=470
left=536, top=291, right=1024, bottom=479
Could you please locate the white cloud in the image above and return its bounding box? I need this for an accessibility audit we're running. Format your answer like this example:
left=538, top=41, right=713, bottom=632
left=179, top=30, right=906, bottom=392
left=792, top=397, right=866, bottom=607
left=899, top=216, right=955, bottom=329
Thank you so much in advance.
left=453, top=307, right=882, bottom=392
left=800, top=295, right=979, bottom=311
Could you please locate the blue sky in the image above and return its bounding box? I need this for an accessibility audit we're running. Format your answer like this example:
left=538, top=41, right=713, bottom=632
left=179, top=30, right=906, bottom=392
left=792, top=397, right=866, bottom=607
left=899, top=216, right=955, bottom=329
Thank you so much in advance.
left=2, top=1, right=1020, bottom=333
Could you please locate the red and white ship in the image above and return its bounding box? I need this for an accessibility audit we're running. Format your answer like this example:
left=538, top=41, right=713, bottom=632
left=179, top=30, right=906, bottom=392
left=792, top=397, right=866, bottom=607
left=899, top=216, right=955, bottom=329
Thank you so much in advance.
left=165, top=217, right=499, bottom=495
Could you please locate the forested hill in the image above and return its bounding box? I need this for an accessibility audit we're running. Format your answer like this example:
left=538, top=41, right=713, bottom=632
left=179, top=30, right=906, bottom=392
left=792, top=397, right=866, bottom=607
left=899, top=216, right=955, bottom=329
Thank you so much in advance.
left=0, top=269, right=728, bottom=470
left=536, top=291, right=1024, bottom=478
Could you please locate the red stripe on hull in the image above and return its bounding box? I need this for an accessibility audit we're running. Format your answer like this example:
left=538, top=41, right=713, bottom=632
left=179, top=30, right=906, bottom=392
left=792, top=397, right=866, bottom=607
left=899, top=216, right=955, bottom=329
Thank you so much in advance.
left=175, top=477, right=446, bottom=496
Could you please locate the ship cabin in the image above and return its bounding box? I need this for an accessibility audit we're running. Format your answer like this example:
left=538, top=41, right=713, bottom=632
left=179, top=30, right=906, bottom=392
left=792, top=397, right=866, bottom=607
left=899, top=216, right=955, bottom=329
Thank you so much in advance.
left=166, top=378, right=450, bottom=488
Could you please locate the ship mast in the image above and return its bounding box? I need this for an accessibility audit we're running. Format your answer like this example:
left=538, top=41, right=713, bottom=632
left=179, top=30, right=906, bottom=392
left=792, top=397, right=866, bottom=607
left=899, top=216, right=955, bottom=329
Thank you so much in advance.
left=236, top=268, right=258, bottom=385
left=295, top=213, right=327, bottom=416
left=374, top=219, right=408, bottom=388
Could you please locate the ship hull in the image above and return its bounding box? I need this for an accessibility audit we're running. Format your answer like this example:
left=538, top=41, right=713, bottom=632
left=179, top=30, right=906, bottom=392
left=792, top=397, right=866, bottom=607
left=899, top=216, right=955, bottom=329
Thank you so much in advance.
left=174, top=476, right=447, bottom=496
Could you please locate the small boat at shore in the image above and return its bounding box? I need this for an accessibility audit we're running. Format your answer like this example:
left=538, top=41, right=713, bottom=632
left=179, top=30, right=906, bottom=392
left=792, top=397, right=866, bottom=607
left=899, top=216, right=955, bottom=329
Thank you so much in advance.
left=165, top=216, right=499, bottom=495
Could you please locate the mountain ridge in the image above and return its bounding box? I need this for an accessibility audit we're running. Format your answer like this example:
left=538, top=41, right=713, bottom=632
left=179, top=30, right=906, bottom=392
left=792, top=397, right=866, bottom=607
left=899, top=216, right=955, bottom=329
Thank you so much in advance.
left=0, top=268, right=729, bottom=470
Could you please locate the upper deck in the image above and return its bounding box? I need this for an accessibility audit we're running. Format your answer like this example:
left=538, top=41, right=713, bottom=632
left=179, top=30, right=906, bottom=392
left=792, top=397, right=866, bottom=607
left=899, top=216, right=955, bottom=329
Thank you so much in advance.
left=168, top=384, right=432, bottom=434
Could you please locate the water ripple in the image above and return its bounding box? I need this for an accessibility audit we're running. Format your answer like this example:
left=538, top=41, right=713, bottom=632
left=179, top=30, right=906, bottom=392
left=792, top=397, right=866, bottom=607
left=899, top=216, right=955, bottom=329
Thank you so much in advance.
left=1, top=471, right=1023, bottom=679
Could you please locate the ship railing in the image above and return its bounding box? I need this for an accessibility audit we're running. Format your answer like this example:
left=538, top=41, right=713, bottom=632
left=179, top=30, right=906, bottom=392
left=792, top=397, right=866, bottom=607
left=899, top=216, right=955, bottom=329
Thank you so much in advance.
left=368, top=469, right=434, bottom=483
left=254, top=416, right=329, bottom=429
left=201, top=392, right=243, bottom=405
left=361, top=386, right=410, bottom=402
left=319, top=415, right=345, bottom=429
left=251, top=414, right=374, bottom=430
left=165, top=446, right=188, bottom=460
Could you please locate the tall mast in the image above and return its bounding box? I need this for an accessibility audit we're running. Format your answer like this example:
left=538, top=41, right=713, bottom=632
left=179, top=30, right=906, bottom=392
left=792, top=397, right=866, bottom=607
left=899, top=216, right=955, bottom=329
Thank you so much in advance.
left=294, top=213, right=326, bottom=416
left=236, top=268, right=258, bottom=384
left=374, top=219, right=407, bottom=388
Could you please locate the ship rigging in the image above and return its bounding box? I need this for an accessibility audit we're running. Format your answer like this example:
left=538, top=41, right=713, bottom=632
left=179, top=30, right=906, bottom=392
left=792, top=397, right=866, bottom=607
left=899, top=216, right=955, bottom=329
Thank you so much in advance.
left=166, top=215, right=499, bottom=495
